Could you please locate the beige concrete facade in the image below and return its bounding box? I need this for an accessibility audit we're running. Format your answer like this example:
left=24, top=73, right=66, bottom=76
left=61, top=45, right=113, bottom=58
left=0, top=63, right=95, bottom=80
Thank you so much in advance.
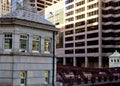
left=30, top=0, right=62, bottom=11
left=0, top=0, right=11, bottom=17
left=45, top=0, right=120, bottom=68
left=45, top=0, right=65, bottom=55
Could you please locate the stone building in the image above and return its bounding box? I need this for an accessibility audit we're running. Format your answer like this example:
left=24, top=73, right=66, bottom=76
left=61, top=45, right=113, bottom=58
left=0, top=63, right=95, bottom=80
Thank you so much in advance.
left=109, top=50, right=120, bottom=68
left=0, top=1, right=58, bottom=86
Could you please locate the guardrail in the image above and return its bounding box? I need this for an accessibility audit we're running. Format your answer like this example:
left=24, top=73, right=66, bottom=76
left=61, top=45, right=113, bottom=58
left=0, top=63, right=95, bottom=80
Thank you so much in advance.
left=57, top=64, right=120, bottom=86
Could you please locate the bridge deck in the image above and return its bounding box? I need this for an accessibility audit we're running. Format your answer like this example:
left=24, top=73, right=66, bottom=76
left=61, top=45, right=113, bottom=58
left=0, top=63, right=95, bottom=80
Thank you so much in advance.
left=57, top=64, right=120, bottom=86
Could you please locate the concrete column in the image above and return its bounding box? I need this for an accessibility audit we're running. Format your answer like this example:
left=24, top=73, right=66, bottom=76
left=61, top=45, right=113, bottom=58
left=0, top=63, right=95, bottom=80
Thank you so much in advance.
left=12, top=32, right=20, bottom=52
left=51, top=37, right=53, bottom=54
left=41, top=37, right=45, bottom=54
left=85, top=0, right=88, bottom=68
left=99, top=56, right=102, bottom=68
left=63, top=57, right=66, bottom=65
left=85, top=57, right=88, bottom=67
left=73, top=57, right=76, bottom=66
left=98, top=0, right=102, bottom=68
left=0, top=31, right=3, bottom=52
left=28, top=34, right=32, bottom=52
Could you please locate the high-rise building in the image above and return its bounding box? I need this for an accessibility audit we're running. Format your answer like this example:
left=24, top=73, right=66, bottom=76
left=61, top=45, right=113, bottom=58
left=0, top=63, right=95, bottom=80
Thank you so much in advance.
left=30, top=0, right=62, bottom=11
left=45, top=0, right=64, bottom=48
left=0, top=0, right=11, bottom=17
left=64, top=0, right=120, bottom=68
left=45, top=0, right=120, bottom=68
left=12, top=0, right=62, bottom=13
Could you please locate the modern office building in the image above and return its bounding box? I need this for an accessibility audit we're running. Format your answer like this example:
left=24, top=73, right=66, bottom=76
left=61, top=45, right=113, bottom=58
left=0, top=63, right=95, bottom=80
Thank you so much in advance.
left=45, top=0, right=120, bottom=68
left=0, top=0, right=11, bottom=17
left=12, top=0, right=62, bottom=14
left=0, top=1, right=58, bottom=86
left=45, top=0, right=64, bottom=46
left=64, top=0, right=120, bottom=68
left=0, top=0, right=21, bottom=14
left=45, top=0, right=65, bottom=65
left=30, top=0, right=62, bottom=11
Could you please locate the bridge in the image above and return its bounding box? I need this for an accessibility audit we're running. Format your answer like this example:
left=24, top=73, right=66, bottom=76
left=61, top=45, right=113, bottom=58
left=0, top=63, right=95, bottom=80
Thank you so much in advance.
left=56, top=64, right=120, bottom=86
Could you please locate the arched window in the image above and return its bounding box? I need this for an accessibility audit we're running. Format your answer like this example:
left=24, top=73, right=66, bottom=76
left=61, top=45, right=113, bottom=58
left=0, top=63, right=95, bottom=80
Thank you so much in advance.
left=117, top=59, right=119, bottom=62
left=20, top=71, right=27, bottom=86
left=44, top=37, right=51, bottom=54
left=4, top=33, right=12, bottom=49
left=19, top=34, right=28, bottom=52
left=114, top=59, right=116, bottom=62
left=111, top=59, right=113, bottom=62
left=32, top=36, right=40, bottom=52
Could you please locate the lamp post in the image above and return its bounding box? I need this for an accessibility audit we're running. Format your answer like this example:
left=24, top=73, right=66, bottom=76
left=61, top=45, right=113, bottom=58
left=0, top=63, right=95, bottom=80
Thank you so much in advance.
left=49, top=12, right=55, bottom=86
left=52, top=31, right=55, bottom=86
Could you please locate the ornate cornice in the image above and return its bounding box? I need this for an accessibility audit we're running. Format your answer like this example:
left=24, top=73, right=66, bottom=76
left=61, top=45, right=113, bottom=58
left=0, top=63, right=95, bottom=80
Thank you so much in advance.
left=0, top=18, right=58, bottom=32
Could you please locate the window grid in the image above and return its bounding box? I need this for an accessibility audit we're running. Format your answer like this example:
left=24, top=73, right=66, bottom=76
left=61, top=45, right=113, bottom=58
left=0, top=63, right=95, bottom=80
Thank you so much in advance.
left=4, top=33, right=12, bottom=49
left=20, top=34, right=28, bottom=51
left=32, top=36, right=40, bottom=52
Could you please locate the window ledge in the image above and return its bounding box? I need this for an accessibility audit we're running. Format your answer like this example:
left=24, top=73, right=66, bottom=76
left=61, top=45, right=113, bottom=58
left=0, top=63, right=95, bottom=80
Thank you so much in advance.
left=19, top=49, right=27, bottom=53
left=44, top=51, right=50, bottom=54
left=4, top=49, right=12, bottom=52
left=0, top=51, right=53, bottom=57
left=32, top=50, right=39, bottom=53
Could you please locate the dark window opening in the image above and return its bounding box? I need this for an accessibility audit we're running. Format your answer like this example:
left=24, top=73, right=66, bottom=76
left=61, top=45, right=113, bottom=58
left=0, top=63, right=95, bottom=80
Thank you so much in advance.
left=75, top=35, right=85, bottom=40
left=87, top=40, right=98, bottom=46
left=75, top=28, right=85, bottom=33
left=102, top=48, right=115, bottom=53
left=75, top=49, right=85, bottom=54
left=65, top=49, right=73, bottom=54
left=75, top=21, right=85, bottom=27
left=75, top=42, right=85, bottom=47
left=87, top=25, right=98, bottom=31
left=102, top=32, right=114, bottom=37
left=65, top=37, right=73, bottom=41
left=57, top=58, right=63, bottom=64
left=102, top=40, right=115, bottom=45
left=87, top=33, right=98, bottom=38
left=66, top=0, right=74, bottom=4
left=65, top=43, right=73, bottom=48
left=65, top=24, right=74, bottom=29
left=87, top=48, right=98, bottom=53
left=66, top=57, right=73, bottom=66
left=87, top=18, right=98, bottom=24
left=65, top=30, right=73, bottom=35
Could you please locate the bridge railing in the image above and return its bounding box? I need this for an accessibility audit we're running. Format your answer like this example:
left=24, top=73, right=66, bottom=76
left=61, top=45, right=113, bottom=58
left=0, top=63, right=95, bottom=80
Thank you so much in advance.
left=57, top=64, right=120, bottom=86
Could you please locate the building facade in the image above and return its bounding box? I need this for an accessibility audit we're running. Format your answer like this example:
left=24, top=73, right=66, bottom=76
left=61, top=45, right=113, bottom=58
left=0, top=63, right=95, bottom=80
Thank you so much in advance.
left=63, top=0, right=120, bottom=68
left=45, top=0, right=64, bottom=46
left=30, top=0, right=62, bottom=11
left=0, top=2, right=58, bottom=86
left=0, top=0, right=11, bottom=17
left=45, top=0, right=120, bottom=68
left=109, top=50, right=120, bottom=68
left=45, top=0, right=65, bottom=65
left=12, top=0, right=62, bottom=12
